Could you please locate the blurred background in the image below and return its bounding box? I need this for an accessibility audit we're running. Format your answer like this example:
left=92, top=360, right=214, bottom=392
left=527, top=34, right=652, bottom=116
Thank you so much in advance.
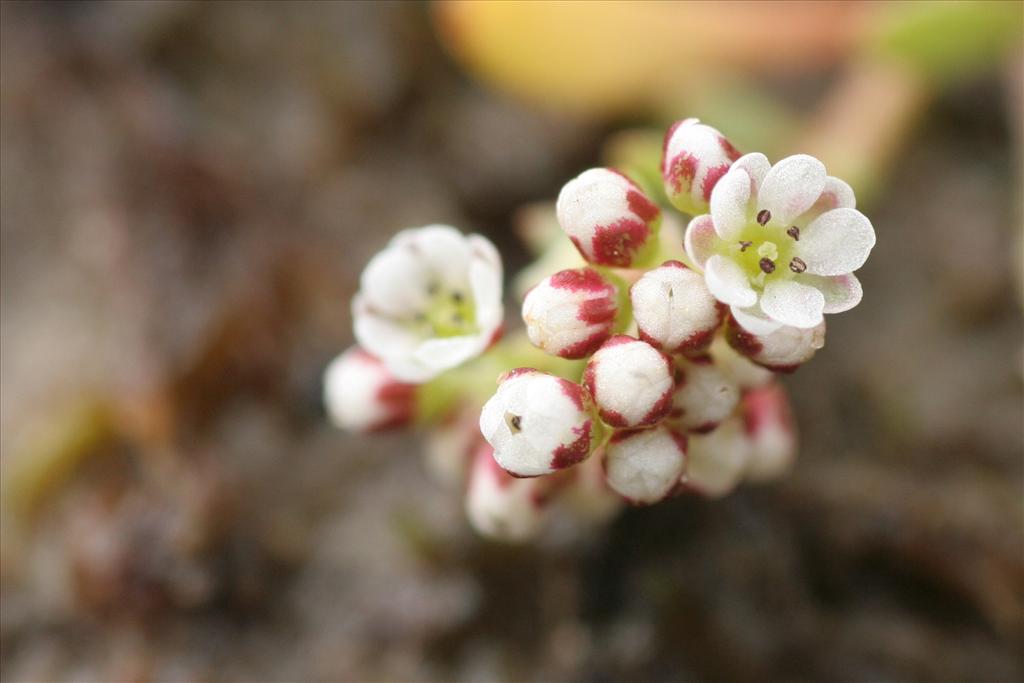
left=1, top=1, right=1022, bottom=681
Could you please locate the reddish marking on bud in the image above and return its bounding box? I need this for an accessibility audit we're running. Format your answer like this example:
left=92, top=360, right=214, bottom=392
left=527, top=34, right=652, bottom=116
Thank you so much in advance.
left=661, top=259, right=687, bottom=270
left=578, top=296, right=617, bottom=326
left=669, top=429, right=689, bottom=456
left=764, top=362, right=800, bottom=374
left=477, top=445, right=516, bottom=488
left=701, top=163, right=731, bottom=202
left=626, top=189, right=660, bottom=223
left=550, top=421, right=592, bottom=469
left=669, top=408, right=684, bottom=419
left=499, top=367, right=537, bottom=384
left=689, top=421, right=719, bottom=434
left=726, top=315, right=764, bottom=359
left=558, top=329, right=612, bottom=360
left=366, top=372, right=416, bottom=432
left=610, top=428, right=642, bottom=444
left=599, top=407, right=629, bottom=428
left=601, top=334, right=636, bottom=348
left=718, top=135, right=742, bottom=161
left=684, top=352, right=714, bottom=366
left=549, top=267, right=612, bottom=294
left=639, top=384, right=673, bottom=426
left=671, top=327, right=719, bottom=355
left=556, top=378, right=585, bottom=411
left=666, top=152, right=699, bottom=194
left=741, top=384, right=794, bottom=437
left=591, top=218, right=650, bottom=267
left=662, top=120, right=685, bottom=159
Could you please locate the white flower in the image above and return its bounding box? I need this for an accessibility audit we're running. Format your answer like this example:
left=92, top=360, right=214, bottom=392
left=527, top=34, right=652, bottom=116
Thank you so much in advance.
left=630, top=260, right=723, bottom=354
left=604, top=426, right=687, bottom=504
left=682, top=417, right=749, bottom=498
left=522, top=267, right=618, bottom=359
left=353, top=225, right=503, bottom=383
left=323, top=347, right=416, bottom=433
left=479, top=369, right=597, bottom=478
left=726, top=313, right=826, bottom=372
left=741, top=384, right=797, bottom=483
left=466, top=444, right=548, bottom=542
left=556, top=168, right=661, bottom=267
left=661, top=118, right=742, bottom=216
left=684, top=153, right=874, bottom=331
left=666, top=358, right=740, bottom=433
left=583, top=336, right=674, bottom=428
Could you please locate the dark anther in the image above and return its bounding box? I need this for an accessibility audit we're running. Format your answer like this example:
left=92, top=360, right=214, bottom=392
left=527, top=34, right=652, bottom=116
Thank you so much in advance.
left=756, top=209, right=771, bottom=226
left=452, top=291, right=464, bottom=303
left=789, top=257, right=807, bottom=273
left=787, top=226, right=800, bottom=241
left=759, top=258, right=776, bottom=274
left=738, top=240, right=752, bottom=252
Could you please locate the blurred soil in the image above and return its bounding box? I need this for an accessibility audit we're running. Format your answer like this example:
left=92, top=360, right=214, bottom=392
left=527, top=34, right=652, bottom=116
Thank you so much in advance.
left=1, top=3, right=1021, bottom=682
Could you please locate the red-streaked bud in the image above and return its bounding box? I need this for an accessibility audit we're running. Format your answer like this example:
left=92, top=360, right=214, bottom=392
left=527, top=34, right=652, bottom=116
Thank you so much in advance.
left=604, top=426, right=688, bottom=504
left=479, top=369, right=597, bottom=477
left=522, top=267, right=618, bottom=359
left=661, top=118, right=742, bottom=216
left=465, top=444, right=548, bottom=542
left=583, top=336, right=674, bottom=429
left=556, top=168, right=661, bottom=268
left=726, top=314, right=826, bottom=372
left=681, top=417, right=749, bottom=498
left=741, top=384, right=798, bottom=482
left=323, top=347, right=416, bottom=433
left=666, top=358, right=740, bottom=433
left=631, top=260, right=724, bottom=354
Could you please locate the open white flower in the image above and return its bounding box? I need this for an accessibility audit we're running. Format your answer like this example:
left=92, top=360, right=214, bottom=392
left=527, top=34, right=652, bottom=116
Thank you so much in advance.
left=604, top=426, right=688, bottom=504
left=684, top=153, right=874, bottom=332
left=479, top=369, right=597, bottom=477
left=522, top=267, right=618, bottom=359
left=556, top=168, right=661, bottom=268
left=661, top=118, right=742, bottom=216
left=353, top=225, right=503, bottom=383
left=323, top=347, right=416, bottom=433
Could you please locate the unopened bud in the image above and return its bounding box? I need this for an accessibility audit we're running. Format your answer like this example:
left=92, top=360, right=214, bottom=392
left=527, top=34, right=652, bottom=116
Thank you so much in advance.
left=584, top=336, right=674, bottom=428
left=661, top=118, right=742, bottom=216
left=667, top=358, right=740, bottom=433
left=323, top=347, right=416, bottom=433
left=466, top=445, right=548, bottom=542
left=631, top=260, right=724, bottom=354
left=604, top=426, right=688, bottom=504
left=522, top=268, right=618, bottom=359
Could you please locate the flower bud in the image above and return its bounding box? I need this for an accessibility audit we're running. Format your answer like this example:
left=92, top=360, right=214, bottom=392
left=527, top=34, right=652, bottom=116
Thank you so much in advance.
left=682, top=417, right=749, bottom=498
left=558, top=448, right=623, bottom=524
left=522, top=268, right=618, bottom=359
left=556, top=168, right=661, bottom=268
left=661, top=118, right=742, bottom=216
left=726, top=314, right=826, bottom=372
left=424, top=406, right=482, bottom=488
left=466, top=444, right=548, bottom=542
left=667, top=358, right=740, bottom=433
left=630, top=260, right=724, bottom=354
left=604, top=426, right=687, bottom=504
left=707, top=336, right=774, bottom=390
left=741, top=384, right=797, bottom=482
left=583, top=336, right=674, bottom=428
left=479, top=369, right=597, bottom=478
left=323, top=347, right=416, bottom=433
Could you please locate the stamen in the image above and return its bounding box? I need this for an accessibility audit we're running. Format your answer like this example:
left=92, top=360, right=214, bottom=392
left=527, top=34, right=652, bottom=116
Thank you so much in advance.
left=787, top=226, right=800, bottom=241
left=759, top=258, right=776, bottom=274
left=451, top=291, right=464, bottom=303
left=756, top=209, right=771, bottom=226
left=789, top=257, right=807, bottom=273
left=738, top=240, right=752, bottom=252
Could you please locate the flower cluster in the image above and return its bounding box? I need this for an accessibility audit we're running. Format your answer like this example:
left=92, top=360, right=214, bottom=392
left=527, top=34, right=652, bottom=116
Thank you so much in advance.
left=324, top=118, right=874, bottom=543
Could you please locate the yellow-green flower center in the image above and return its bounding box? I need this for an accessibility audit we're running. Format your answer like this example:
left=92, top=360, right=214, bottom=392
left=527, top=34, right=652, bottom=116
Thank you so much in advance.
left=726, top=218, right=804, bottom=290
left=419, top=284, right=478, bottom=338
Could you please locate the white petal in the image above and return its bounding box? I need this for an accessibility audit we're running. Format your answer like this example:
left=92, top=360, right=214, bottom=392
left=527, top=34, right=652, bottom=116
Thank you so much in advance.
left=815, top=176, right=856, bottom=211
left=730, top=152, right=770, bottom=195
left=359, top=246, right=429, bottom=316
left=392, top=224, right=471, bottom=284
left=709, top=167, right=751, bottom=239
left=757, top=154, right=827, bottom=225
left=730, top=304, right=783, bottom=335
left=414, top=335, right=487, bottom=371
left=799, top=273, right=863, bottom=314
left=760, top=279, right=826, bottom=329
left=798, top=208, right=876, bottom=276
left=683, top=214, right=718, bottom=269
left=704, top=255, right=757, bottom=308
left=352, top=296, right=419, bottom=358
